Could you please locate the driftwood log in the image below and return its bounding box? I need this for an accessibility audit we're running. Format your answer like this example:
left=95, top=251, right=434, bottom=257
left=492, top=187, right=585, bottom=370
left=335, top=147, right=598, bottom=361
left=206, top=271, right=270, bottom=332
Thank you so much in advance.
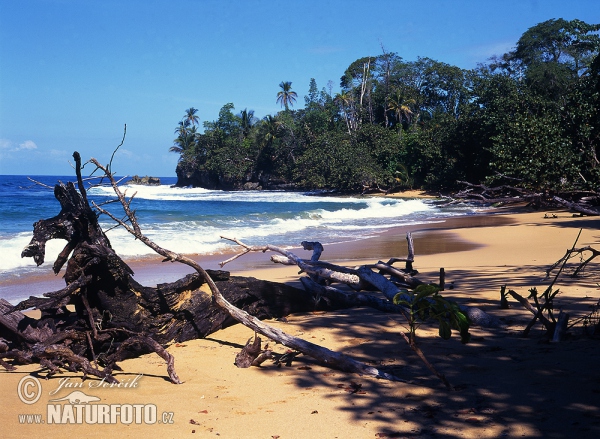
left=446, top=180, right=600, bottom=216
left=220, top=237, right=503, bottom=329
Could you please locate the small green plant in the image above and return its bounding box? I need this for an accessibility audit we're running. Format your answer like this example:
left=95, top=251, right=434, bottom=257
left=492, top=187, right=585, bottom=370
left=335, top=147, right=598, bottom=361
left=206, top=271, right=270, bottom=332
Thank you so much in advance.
left=394, top=283, right=471, bottom=344
left=393, top=283, right=471, bottom=389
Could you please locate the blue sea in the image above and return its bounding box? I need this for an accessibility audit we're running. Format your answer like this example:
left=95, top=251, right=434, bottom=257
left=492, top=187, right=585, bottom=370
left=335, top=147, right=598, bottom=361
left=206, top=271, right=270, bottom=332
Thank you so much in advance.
left=0, top=175, right=483, bottom=302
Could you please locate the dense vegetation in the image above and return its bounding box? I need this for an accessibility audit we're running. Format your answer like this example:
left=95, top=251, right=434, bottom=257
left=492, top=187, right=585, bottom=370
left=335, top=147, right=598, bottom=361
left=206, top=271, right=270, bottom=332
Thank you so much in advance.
left=170, top=19, right=600, bottom=194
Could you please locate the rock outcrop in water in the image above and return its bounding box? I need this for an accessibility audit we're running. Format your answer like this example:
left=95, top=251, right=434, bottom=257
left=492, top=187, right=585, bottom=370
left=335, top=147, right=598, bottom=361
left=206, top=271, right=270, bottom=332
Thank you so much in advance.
left=128, top=175, right=161, bottom=186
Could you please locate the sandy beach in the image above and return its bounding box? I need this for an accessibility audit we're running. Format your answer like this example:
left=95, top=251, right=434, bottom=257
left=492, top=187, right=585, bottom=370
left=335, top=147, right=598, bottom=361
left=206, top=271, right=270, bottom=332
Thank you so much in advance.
left=2, top=207, right=600, bottom=438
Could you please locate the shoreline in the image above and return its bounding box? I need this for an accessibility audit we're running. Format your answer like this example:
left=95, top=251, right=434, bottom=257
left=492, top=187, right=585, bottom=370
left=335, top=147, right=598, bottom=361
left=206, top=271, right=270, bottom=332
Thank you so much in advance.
left=0, top=209, right=511, bottom=303
left=2, top=207, right=600, bottom=438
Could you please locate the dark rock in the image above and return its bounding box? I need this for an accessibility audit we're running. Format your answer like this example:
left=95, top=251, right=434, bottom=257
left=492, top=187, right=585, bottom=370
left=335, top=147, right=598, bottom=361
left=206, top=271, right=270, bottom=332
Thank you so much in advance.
left=243, top=182, right=261, bottom=190
left=129, top=175, right=161, bottom=186
left=174, top=163, right=299, bottom=191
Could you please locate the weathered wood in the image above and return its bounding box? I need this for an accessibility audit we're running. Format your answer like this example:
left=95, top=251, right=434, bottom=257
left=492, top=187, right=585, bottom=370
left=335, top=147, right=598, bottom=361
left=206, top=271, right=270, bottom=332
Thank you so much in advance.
left=0, top=299, right=53, bottom=344
left=551, top=312, right=569, bottom=342
left=384, top=233, right=417, bottom=275
left=367, top=261, right=423, bottom=289
left=223, top=236, right=503, bottom=331
left=86, top=158, right=408, bottom=382
left=505, top=289, right=553, bottom=330
left=356, top=265, right=403, bottom=301
left=547, top=245, right=600, bottom=277
left=209, top=278, right=407, bottom=381
left=300, top=277, right=409, bottom=315
left=222, top=237, right=367, bottom=288
left=500, top=285, right=510, bottom=309
left=235, top=335, right=263, bottom=368
left=553, top=196, right=600, bottom=216
left=301, top=241, right=324, bottom=262
left=4, top=149, right=509, bottom=387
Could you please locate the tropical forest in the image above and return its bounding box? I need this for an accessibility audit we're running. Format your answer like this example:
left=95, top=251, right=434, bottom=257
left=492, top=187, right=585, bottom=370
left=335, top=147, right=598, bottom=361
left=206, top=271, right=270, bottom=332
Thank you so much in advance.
left=169, top=19, right=600, bottom=197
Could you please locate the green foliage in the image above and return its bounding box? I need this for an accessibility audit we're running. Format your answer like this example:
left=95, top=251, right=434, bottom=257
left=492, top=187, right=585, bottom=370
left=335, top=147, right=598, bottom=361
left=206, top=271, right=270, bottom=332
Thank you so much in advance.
left=169, top=18, right=600, bottom=193
left=393, top=284, right=471, bottom=344
left=293, top=123, right=405, bottom=191
left=488, top=103, right=579, bottom=190
left=513, top=19, right=600, bottom=70
left=401, top=119, right=460, bottom=189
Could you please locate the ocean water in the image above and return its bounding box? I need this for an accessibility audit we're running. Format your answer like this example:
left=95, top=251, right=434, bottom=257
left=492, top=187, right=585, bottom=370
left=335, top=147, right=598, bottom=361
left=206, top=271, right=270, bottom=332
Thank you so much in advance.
left=0, top=175, right=481, bottom=298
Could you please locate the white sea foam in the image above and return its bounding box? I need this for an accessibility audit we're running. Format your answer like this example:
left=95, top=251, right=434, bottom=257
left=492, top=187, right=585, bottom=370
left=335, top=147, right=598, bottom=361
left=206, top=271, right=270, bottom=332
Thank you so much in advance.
left=0, top=186, right=475, bottom=278
left=89, top=184, right=377, bottom=204
left=96, top=199, right=435, bottom=257
left=314, top=198, right=433, bottom=222
left=0, top=233, right=71, bottom=272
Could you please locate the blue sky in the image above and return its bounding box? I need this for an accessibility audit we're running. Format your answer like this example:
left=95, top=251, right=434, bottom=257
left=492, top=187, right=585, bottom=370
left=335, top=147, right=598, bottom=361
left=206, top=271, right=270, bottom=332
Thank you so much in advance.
left=0, top=0, right=597, bottom=176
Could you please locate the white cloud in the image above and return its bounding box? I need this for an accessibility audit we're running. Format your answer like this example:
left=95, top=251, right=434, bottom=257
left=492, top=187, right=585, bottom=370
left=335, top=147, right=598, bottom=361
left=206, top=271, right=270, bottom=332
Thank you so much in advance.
left=18, top=140, right=38, bottom=150
left=0, top=138, right=13, bottom=149
left=117, top=148, right=134, bottom=158
left=0, top=139, right=38, bottom=151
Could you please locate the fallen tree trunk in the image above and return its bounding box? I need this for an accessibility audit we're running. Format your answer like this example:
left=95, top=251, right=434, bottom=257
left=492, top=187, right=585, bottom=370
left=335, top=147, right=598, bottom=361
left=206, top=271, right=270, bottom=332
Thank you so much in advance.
left=553, top=196, right=600, bottom=216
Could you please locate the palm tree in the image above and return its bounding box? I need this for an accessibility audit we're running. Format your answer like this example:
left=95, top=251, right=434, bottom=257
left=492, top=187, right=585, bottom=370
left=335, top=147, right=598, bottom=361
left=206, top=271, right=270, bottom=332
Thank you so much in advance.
left=238, top=108, right=256, bottom=138
left=276, top=81, right=298, bottom=111
left=260, top=115, right=281, bottom=145
left=169, top=119, right=196, bottom=156
left=388, top=91, right=416, bottom=127
left=184, top=107, right=200, bottom=127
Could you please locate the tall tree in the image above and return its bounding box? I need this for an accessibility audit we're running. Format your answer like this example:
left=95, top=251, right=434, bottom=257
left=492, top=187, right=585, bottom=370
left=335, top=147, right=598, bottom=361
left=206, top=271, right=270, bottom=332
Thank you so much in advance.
left=496, top=19, right=600, bottom=102
left=170, top=119, right=196, bottom=157
left=513, top=18, right=600, bottom=70
left=304, top=78, right=320, bottom=108
left=334, top=90, right=358, bottom=133
left=387, top=91, right=416, bottom=127
left=238, top=108, right=256, bottom=138
left=276, top=81, right=298, bottom=111
left=185, top=107, right=200, bottom=127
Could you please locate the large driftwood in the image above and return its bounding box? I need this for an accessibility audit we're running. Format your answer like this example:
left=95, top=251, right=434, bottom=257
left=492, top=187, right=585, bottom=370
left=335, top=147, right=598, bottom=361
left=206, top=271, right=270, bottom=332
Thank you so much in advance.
left=0, top=156, right=308, bottom=380
left=446, top=180, right=600, bottom=215
left=219, top=238, right=477, bottom=390
left=553, top=196, right=600, bottom=216
left=452, top=181, right=531, bottom=205
left=219, top=231, right=514, bottom=390
left=222, top=237, right=503, bottom=329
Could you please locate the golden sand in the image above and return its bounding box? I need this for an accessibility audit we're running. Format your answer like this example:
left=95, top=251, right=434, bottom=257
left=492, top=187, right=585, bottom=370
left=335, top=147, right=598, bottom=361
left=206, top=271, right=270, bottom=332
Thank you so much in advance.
left=2, top=208, right=600, bottom=438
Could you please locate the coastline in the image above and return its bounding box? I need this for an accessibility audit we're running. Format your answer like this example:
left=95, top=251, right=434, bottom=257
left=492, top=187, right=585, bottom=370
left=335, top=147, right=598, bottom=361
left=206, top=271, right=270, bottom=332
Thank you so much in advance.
left=2, top=207, right=600, bottom=438
left=0, top=209, right=507, bottom=302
